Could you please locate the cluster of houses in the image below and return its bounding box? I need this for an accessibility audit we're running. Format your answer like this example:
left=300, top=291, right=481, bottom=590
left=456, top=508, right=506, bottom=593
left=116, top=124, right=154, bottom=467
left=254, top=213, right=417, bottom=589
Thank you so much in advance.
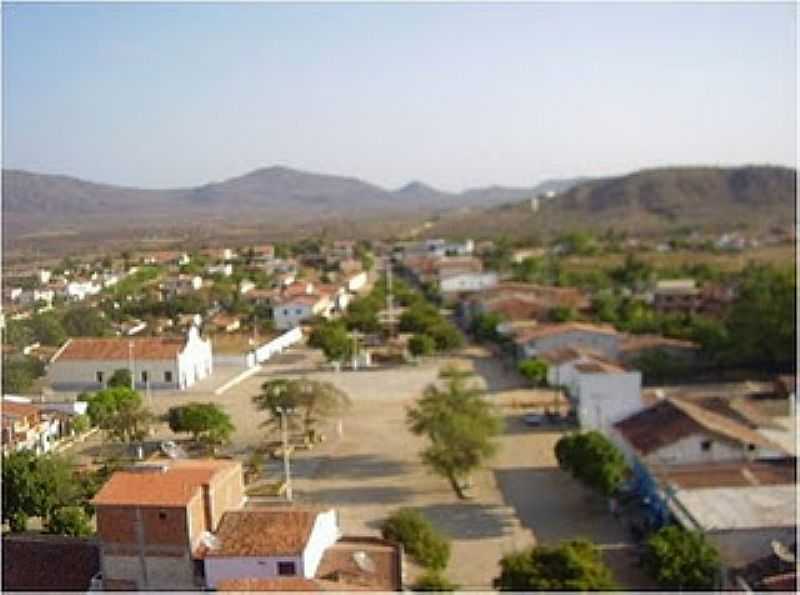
left=1, top=395, right=88, bottom=456
left=3, top=459, right=404, bottom=592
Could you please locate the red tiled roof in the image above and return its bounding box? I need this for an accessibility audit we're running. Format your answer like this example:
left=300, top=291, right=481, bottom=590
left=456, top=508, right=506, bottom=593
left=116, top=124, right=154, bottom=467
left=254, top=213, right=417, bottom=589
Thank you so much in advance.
left=484, top=297, right=550, bottom=321
left=514, top=322, right=618, bottom=344
left=620, top=333, right=698, bottom=353
left=573, top=358, right=628, bottom=374
left=205, top=509, right=321, bottom=557
left=654, top=459, right=796, bottom=489
left=217, top=578, right=323, bottom=591
left=91, top=460, right=240, bottom=507
left=2, top=401, right=41, bottom=419
left=54, top=337, right=186, bottom=361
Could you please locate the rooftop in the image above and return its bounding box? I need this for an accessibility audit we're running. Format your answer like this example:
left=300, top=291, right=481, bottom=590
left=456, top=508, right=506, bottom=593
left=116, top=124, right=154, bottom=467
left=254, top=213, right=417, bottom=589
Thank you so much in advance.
left=53, top=336, right=187, bottom=362
left=654, top=459, right=796, bottom=490
left=204, top=509, right=322, bottom=557
left=2, top=533, right=100, bottom=591
left=514, top=322, right=618, bottom=344
left=91, top=459, right=240, bottom=508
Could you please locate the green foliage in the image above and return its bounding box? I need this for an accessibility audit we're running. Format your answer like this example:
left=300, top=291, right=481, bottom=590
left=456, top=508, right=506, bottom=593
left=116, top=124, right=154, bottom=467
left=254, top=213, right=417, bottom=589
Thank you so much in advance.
left=642, top=526, right=721, bottom=589
left=61, top=305, right=112, bottom=337
left=79, top=387, right=153, bottom=442
left=400, top=303, right=463, bottom=352
left=167, top=402, right=235, bottom=448
left=27, top=312, right=67, bottom=346
left=722, top=264, right=796, bottom=368
left=632, top=349, right=692, bottom=385
left=555, top=231, right=600, bottom=256
left=343, top=298, right=381, bottom=334
left=2, top=355, right=45, bottom=393
left=555, top=431, right=628, bottom=497
left=413, top=570, right=459, bottom=591
left=71, top=414, right=91, bottom=435
left=46, top=506, right=93, bottom=537
left=253, top=378, right=351, bottom=439
left=483, top=236, right=515, bottom=273
left=494, top=539, right=617, bottom=590
left=381, top=508, right=451, bottom=571
left=308, top=320, right=353, bottom=362
left=408, top=334, right=436, bottom=357
left=407, top=367, right=501, bottom=498
left=4, top=319, right=36, bottom=350
left=609, top=253, right=655, bottom=288
left=548, top=305, right=575, bottom=322
left=107, top=368, right=133, bottom=388
left=470, top=312, right=505, bottom=343
left=518, top=358, right=548, bottom=386
left=2, top=451, right=84, bottom=531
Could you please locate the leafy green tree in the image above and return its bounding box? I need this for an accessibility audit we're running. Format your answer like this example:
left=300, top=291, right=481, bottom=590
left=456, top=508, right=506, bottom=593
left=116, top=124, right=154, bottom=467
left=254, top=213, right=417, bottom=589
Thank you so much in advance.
left=343, top=299, right=381, bottom=334
left=79, top=387, right=153, bottom=442
left=308, top=321, right=353, bottom=363
left=518, top=358, right=548, bottom=386
left=107, top=368, right=133, bottom=388
left=408, top=334, right=436, bottom=358
left=723, top=265, right=796, bottom=369
left=253, top=378, right=351, bottom=440
left=399, top=303, right=442, bottom=334
left=413, top=571, right=458, bottom=592
left=642, top=526, right=721, bottom=590
left=71, top=414, right=91, bottom=435
left=470, top=312, right=505, bottom=343
left=494, top=539, right=617, bottom=590
left=548, top=306, right=575, bottom=322
left=555, top=431, right=628, bottom=497
left=4, top=319, right=35, bottom=350
left=28, top=312, right=67, bottom=346
left=2, top=355, right=45, bottom=393
left=166, top=402, right=235, bottom=449
left=46, top=506, right=93, bottom=537
left=381, top=508, right=451, bottom=571
left=632, top=349, right=692, bottom=385
left=61, top=306, right=112, bottom=337
left=428, top=322, right=464, bottom=352
left=407, top=368, right=501, bottom=498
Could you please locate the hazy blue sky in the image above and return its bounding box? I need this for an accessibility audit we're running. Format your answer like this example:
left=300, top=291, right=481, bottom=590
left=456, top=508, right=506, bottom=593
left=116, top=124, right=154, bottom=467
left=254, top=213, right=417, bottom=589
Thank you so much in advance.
left=2, top=2, right=797, bottom=191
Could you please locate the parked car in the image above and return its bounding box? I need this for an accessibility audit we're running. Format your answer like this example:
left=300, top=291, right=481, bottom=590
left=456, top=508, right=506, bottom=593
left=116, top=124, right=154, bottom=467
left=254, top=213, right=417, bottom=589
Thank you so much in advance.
left=522, top=413, right=545, bottom=427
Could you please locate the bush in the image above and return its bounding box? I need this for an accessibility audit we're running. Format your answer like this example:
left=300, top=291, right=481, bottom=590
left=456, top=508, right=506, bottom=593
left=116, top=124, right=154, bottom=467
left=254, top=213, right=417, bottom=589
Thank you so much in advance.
left=409, top=334, right=435, bottom=358
left=413, top=570, right=458, bottom=591
left=641, top=526, right=721, bottom=589
left=518, top=358, right=548, bottom=386
left=381, top=508, right=450, bottom=570
left=555, top=431, right=628, bottom=497
left=46, top=506, right=93, bottom=537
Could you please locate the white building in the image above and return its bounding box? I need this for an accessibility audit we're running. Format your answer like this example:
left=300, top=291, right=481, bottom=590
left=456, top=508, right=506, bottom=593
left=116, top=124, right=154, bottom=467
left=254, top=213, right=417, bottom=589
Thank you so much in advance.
left=273, top=295, right=332, bottom=330
left=513, top=322, right=620, bottom=360
left=238, top=280, right=255, bottom=295
left=49, top=327, right=213, bottom=391
left=65, top=280, right=102, bottom=301
left=346, top=271, right=368, bottom=293
left=207, top=264, right=233, bottom=277
left=38, top=269, right=52, bottom=285
left=203, top=509, right=341, bottom=588
left=439, top=272, right=498, bottom=295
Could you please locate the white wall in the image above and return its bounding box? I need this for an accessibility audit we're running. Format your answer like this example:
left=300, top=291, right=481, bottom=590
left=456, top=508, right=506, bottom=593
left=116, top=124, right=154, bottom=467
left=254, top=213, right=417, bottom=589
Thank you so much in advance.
left=523, top=331, right=619, bottom=360
left=440, top=273, right=498, bottom=294
left=301, top=509, right=341, bottom=578
left=273, top=303, right=314, bottom=330
left=253, top=327, right=303, bottom=363
left=576, top=371, right=643, bottom=433
left=204, top=554, right=303, bottom=588
left=644, top=434, right=779, bottom=466
left=177, top=327, right=213, bottom=389
left=347, top=272, right=368, bottom=293
left=49, top=358, right=179, bottom=391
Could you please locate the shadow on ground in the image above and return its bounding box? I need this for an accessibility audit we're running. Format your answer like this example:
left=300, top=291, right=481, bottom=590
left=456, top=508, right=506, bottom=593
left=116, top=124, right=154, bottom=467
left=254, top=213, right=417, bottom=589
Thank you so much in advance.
left=307, top=454, right=414, bottom=480
left=298, top=485, right=418, bottom=506
left=365, top=502, right=516, bottom=540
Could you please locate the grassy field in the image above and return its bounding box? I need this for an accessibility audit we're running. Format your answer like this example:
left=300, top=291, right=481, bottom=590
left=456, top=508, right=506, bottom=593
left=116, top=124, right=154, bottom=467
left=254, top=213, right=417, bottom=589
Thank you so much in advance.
left=561, top=244, right=796, bottom=274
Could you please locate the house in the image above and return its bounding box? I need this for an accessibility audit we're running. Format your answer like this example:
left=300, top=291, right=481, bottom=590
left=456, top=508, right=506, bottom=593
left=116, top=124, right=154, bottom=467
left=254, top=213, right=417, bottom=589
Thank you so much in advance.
left=2, top=534, right=101, bottom=591
left=49, top=326, right=213, bottom=391
left=162, top=274, right=203, bottom=296
left=239, top=279, right=256, bottom=295
left=210, top=313, right=241, bottom=333
left=273, top=294, right=332, bottom=330
left=65, top=280, right=102, bottom=301
left=1, top=401, right=53, bottom=455
left=207, top=263, right=234, bottom=277
left=91, top=459, right=245, bottom=589
left=346, top=271, right=368, bottom=293
left=440, top=272, right=498, bottom=296
left=464, top=283, right=590, bottom=326
left=652, top=279, right=702, bottom=315
left=90, top=460, right=404, bottom=591
left=37, top=269, right=52, bottom=284
left=513, top=322, right=620, bottom=360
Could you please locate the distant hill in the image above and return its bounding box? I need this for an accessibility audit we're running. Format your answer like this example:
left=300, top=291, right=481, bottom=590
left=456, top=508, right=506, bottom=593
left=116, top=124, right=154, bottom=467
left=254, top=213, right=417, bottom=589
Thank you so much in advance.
left=428, top=165, right=797, bottom=239
left=2, top=166, right=585, bottom=246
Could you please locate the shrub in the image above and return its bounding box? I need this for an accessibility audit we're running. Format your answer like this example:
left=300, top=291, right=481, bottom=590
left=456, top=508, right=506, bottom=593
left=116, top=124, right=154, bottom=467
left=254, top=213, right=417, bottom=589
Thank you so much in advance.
left=381, top=508, right=450, bottom=570
left=641, top=526, right=721, bottom=589
left=46, top=506, right=93, bottom=537
left=413, top=570, right=459, bottom=591
left=409, top=334, right=436, bottom=358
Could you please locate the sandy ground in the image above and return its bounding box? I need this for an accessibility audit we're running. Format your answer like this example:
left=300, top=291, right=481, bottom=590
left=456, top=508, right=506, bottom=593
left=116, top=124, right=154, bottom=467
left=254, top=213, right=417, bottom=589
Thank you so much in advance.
left=65, top=345, right=651, bottom=588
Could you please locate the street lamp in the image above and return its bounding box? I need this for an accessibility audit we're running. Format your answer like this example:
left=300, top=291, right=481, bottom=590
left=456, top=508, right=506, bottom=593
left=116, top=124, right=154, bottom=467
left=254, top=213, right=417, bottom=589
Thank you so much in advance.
left=275, top=406, right=295, bottom=502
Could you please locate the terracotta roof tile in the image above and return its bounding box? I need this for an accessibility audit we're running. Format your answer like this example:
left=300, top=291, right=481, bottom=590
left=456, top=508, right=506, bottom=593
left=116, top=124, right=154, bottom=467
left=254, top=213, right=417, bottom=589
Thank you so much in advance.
left=2, top=401, right=41, bottom=419
left=315, top=537, right=402, bottom=591
left=91, top=460, right=240, bottom=507
left=206, top=509, right=320, bottom=557
left=217, top=578, right=323, bottom=591
left=54, top=337, right=187, bottom=361
left=2, top=534, right=100, bottom=591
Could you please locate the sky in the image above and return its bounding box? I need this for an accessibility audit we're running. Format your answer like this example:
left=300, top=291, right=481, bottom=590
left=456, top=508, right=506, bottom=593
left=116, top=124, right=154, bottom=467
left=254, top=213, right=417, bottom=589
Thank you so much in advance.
left=2, top=2, right=797, bottom=192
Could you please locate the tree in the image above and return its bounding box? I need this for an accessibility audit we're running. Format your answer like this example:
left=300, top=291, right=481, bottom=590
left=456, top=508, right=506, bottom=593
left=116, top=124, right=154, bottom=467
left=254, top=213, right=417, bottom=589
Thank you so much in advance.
left=71, top=414, right=91, bottom=435
left=2, top=355, right=45, bottom=393
left=408, top=334, right=435, bottom=358
left=343, top=299, right=381, bottom=334
left=548, top=306, right=575, bottom=323
left=253, top=378, right=351, bottom=440
left=428, top=322, right=464, bottom=352
left=28, top=312, right=67, bottom=346
left=407, top=368, right=501, bottom=499
left=518, top=358, right=548, bottom=386
left=494, top=539, right=617, bottom=590
left=46, top=506, right=93, bottom=537
left=166, top=402, right=235, bottom=450
left=470, top=312, right=505, bottom=343
left=308, top=321, right=353, bottom=363
left=413, top=571, right=459, bottom=592
left=554, top=431, right=628, bottom=497
left=107, top=368, right=132, bottom=388
left=61, top=305, right=111, bottom=337
left=381, top=508, right=451, bottom=571
left=80, top=387, right=153, bottom=443
left=641, top=526, right=721, bottom=589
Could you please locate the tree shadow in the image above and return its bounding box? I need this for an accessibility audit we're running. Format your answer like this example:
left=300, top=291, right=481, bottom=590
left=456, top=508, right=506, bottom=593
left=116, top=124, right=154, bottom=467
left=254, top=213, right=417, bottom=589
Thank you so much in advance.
left=297, top=485, right=418, bottom=506
left=304, top=454, right=414, bottom=480
left=365, top=502, right=516, bottom=540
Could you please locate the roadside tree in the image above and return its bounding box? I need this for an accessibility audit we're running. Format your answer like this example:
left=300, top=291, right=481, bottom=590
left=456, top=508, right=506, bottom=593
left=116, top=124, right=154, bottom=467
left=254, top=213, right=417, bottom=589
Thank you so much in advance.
left=518, top=358, right=548, bottom=386
left=641, top=526, right=721, bottom=590
left=166, top=402, right=235, bottom=450
left=554, top=431, right=628, bottom=497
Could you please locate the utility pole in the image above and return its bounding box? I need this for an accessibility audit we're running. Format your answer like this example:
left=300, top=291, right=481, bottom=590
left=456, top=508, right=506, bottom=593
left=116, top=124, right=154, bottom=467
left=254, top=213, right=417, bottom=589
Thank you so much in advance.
left=385, top=258, right=395, bottom=337
left=277, top=406, right=293, bottom=502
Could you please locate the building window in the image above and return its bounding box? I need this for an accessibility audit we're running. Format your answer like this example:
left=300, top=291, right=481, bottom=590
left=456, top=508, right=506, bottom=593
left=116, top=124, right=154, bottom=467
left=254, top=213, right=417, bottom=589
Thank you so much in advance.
left=141, top=371, right=148, bottom=383
left=295, top=309, right=303, bottom=315
left=277, top=562, right=296, bottom=576
left=96, top=371, right=104, bottom=383
left=158, top=510, right=167, bottom=520
left=747, top=443, right=756, bottom=451
left=283, top=309, right=289, bottom=315
left=701, top=440, right=713, bottom=451
left=164, top=371, right=173, bottom=383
